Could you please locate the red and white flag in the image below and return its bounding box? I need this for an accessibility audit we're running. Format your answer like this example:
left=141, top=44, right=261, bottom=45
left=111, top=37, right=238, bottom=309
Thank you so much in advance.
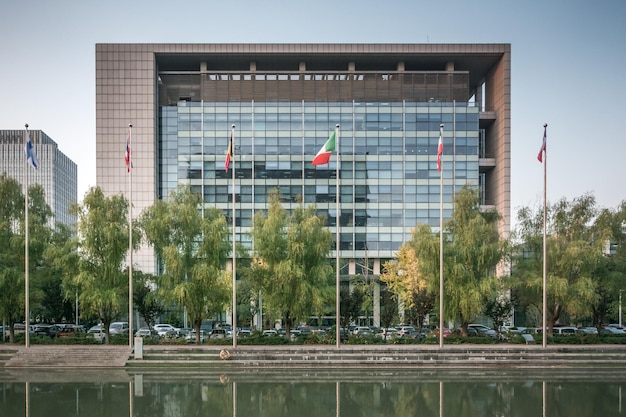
left=437, top=125, right=443, bottom=172
left=124, top=126, right=131, bottom=172
left=225, top=129, right=233, bottom=172
left=537, top=125, right=547, bottom=163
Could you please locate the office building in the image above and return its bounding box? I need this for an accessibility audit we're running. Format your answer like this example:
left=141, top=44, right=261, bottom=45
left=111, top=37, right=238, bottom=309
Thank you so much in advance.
left=1, top=129, right=77, bottom=227
left=96, top=43, right=510, bottom=324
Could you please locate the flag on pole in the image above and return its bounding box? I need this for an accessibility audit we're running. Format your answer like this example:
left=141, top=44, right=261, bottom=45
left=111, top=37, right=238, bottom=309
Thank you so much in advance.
left=537, top=124, right=547, bottom=163
left=225, top=129, right=234, bottom=172
left=437, top=125, right=443, bottom=172
left=25, top=130, right=39, bottom=170
left=124, top=126, right=131, bottom=172
left=312, top=131, right=336, bottom=165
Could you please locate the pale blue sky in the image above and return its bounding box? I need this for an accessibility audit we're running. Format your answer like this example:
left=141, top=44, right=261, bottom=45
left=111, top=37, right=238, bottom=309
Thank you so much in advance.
left=2, top=0, right=625, bottom=222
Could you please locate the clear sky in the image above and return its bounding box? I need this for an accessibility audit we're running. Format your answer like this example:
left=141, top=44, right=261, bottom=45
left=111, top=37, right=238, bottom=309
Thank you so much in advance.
left=2, top=0, right=625, bottom=224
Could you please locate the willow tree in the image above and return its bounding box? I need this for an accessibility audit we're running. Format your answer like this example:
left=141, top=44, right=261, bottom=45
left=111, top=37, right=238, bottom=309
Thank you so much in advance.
left=590, top=202, right=626, bottom=328
left=0, top=174, right=25, bottom=342
left=0, top=175, right=55, bottom=342
left=406, top=187, right=506, bottom=335
left=70, top=187, right=140, bottom=343
left=513, top=194, right=607, bottom=334
left=249, top=191, right=334, bottom=338
left=140, top=185, right=231, bottom=343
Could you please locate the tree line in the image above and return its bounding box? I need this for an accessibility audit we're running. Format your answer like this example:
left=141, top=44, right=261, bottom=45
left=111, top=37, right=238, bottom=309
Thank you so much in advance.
left=2, top=172, right=625, bottom=343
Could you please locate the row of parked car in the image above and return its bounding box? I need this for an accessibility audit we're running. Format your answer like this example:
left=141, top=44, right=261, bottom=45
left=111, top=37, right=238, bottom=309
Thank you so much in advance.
left=502, top=324, right=626, bottom=336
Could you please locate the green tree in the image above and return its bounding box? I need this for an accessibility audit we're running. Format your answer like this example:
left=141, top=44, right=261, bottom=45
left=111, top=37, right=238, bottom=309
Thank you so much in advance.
left=379, top=286, right=399, bottom=338
left=582, top=202, right=626, bottom=329
left=381, top=244, right=434, bottom=337
left=249, top=190, right=334, bottom=338
left=41, top=223, right=78, bottom=324
left=0, top=176, right=55, bottom=342
left=339, top=283, right=365, bottom=335
left=0, top=174, right=25, bottom=342
left=483, top=293, right=513, bottom=336
left=140, top=185, right=231, bottom=344
left=132, top=270, right=164, bottom=330
left=68, top=187, right=140, bottom=343
left=407, top=187, right=506, bottom=336
left=513, top=194, right=605, bottom=334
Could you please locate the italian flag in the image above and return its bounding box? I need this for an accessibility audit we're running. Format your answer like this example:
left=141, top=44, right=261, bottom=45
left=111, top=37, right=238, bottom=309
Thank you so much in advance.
left=311, top=131, right=336, bottom=165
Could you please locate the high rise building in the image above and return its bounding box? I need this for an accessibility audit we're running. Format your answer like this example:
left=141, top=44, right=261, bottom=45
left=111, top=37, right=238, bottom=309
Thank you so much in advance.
left=96, top=44, right=510, bottom=323
left=1, top=129, right=78, bottom=227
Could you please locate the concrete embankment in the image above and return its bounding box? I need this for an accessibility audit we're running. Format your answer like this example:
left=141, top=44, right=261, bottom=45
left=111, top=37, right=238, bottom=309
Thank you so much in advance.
left=2, top=344, right=626, bottom=372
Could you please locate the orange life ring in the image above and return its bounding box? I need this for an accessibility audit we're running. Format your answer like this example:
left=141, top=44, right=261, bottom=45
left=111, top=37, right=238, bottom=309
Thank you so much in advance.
left=219, top=349, right=231, bottom=360
left=219, top=373, right=230, bottom=384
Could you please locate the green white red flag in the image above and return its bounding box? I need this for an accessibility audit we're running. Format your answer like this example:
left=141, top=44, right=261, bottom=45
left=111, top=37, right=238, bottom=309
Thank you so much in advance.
left=312, top=131, right=336, bottom=165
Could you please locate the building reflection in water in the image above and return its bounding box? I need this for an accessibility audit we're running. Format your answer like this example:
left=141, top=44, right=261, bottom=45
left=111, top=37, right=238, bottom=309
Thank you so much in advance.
left=2, top=369, right=625, bottom=417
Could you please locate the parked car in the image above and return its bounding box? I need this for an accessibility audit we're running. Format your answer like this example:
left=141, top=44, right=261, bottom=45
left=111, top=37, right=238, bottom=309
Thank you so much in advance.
left=379, top=327, right=399, bottom=340
left=58, top=325, right=86, bottom=338
left=153, top=323, right=178, bottom=338
left=109, top=321, right=129, bottom=336
left=210, top=328, right=229, bottom=339
left=352, top=326, right=374, bottom=337
left=601, top=326, right=626, bottom=335
left=88, top=325, right=105, bottom=342
left=135, top=327, right=158, bottom=338
left=431, top=327, right=452, bottom=338
left=186, top=330, right=209, bottom=343
left=468, top=324, right=497, bottom=338
left=262, top=329, right=278, bottom=337
left=33, top=324, right=62, bottom=338
left=552, top=326, right=578, bottom=336
left=577, top=326, right=598, bottom=335
left=397, top=326, right=416, bottom=338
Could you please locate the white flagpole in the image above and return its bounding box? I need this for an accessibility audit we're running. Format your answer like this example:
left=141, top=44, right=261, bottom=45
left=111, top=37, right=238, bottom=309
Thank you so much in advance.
left=231, top=125, right=237, bottom=349
left=128, top=123, right=134, bottom=348
left=334, top=124, right=340, bottom=349
left=438, top=124, right=444, bottom=349
left=541, top=123, right=547, bottom=348
left=24, top=123, right=30, bottom=349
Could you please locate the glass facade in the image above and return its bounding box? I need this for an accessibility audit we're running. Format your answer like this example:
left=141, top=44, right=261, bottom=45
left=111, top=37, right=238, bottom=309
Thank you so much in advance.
left=158, top=101, right=479, bottom=260
left=0, top=130, right=77, bottom=228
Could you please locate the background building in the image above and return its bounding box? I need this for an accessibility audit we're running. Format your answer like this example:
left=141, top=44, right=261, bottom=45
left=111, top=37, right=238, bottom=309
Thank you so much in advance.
left=1, top=129, right=77, bottom=227
left=96, top=43, right=510, bottom=325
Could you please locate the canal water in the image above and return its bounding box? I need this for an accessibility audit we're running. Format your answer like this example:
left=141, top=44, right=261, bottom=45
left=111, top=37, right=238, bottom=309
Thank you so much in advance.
left=0, top=368, right=623, bottom=416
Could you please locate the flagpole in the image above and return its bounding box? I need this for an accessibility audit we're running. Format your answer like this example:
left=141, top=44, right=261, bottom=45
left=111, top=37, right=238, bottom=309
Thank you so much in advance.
left=542, top=123, right=547, bottom=348
left=438, top=124, right=444, bottom=349
left=128, top=123, right=134, bottom=348
left=231, top=125, right=237, bottom=349
left=334, top=124, right=340, bottom=349
left=24, top=123, right=30, bottom=349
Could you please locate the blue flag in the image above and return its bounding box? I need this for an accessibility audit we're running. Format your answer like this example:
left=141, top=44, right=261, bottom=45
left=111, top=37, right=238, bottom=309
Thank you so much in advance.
left=25, top=130, right=39, bottom=170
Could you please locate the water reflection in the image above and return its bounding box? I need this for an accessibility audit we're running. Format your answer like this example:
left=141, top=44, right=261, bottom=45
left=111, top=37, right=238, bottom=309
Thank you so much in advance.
left=1, top=369, right=624, bottom=417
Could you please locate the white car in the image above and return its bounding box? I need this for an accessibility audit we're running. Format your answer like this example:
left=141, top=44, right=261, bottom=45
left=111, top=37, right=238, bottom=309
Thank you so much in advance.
left=153, top=323, right=178, bottom=337
left=88, top=325, right=105, bottom=343
left=109, top=321, right=129, bottom=336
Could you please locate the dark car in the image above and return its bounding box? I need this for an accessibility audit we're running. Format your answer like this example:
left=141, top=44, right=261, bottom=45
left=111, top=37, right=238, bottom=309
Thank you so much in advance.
left=33, top=324, right=62, bottom=338
left=58, top=325, right=86, bottom=338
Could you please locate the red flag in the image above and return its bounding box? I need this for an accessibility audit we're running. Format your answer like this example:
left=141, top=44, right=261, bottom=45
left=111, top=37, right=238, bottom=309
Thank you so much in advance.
left=124, top=126, right=131, bottom=172
left=537, top=125, right=547, bottom=163
left=437, top=125, right=443, bottom=172
left=225, top=130, right=233, bottom=172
